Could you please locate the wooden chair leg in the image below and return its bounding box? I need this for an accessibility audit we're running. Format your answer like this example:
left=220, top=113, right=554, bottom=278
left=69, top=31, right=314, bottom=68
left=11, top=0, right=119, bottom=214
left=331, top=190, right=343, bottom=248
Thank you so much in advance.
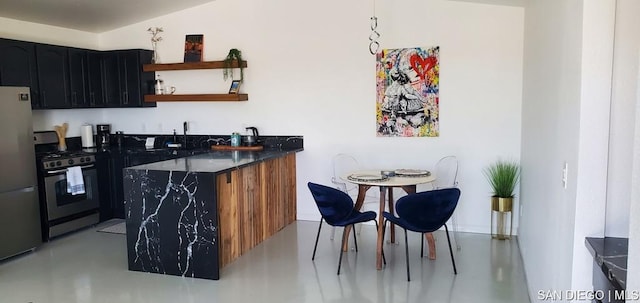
left=312, top=219, right=323, bottom=260
left=377, top=220, right=386, bottom=265
left=337, top=226, right=349, bottom=275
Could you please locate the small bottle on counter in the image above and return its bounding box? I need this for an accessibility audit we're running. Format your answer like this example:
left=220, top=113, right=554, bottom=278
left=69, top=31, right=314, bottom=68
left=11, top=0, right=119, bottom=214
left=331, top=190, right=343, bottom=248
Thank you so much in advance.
left=231, top=132, right=241, bottom=147
left=116, top=131, right=124, bottom=148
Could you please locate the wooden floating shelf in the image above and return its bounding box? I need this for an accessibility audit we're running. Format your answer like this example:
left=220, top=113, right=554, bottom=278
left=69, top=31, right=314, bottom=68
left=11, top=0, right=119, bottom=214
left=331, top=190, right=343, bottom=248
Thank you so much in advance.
left=143, top=60, right=247, bottom=72
left=144, top=94, right=249, bottom=102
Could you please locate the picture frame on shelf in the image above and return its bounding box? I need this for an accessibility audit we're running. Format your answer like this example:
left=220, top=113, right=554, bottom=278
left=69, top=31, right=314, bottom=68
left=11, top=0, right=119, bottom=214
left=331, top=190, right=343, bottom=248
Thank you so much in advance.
left=229, top=80, right=241, bottom=94
left=184, top=34, right=204, bottom=62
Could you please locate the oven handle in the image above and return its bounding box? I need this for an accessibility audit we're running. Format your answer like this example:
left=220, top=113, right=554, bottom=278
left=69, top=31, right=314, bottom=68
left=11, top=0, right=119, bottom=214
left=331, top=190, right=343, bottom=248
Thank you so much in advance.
left=46, top=164, right=95, bottom=175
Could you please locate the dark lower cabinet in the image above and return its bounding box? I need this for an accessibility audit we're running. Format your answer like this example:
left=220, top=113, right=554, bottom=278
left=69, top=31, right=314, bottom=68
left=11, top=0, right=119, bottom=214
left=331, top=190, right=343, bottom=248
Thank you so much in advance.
left=0, top=39, right=40, bottom=108
left=96, top=151, right=114, bottom=222
left=36, top=44, right=70, bottom=108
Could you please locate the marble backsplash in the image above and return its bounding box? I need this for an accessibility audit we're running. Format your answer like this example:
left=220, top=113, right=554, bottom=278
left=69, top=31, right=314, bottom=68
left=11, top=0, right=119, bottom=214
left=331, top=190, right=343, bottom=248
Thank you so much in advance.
left=63, top=133, right=303, bottom=151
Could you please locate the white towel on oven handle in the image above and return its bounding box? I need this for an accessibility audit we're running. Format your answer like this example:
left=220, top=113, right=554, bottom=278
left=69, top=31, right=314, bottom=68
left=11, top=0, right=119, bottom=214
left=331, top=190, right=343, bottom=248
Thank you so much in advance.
left=66, top=166, right=86, bottom=195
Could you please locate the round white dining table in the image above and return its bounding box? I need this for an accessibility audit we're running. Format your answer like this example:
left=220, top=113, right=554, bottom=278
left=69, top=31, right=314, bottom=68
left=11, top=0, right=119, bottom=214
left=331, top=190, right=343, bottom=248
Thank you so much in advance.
left=341, top=170, right=436, bottom=270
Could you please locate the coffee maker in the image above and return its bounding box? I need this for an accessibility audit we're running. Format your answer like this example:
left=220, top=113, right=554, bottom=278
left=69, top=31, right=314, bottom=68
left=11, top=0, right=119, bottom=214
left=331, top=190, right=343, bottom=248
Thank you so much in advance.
left=96, top=124, right=111, bottom=148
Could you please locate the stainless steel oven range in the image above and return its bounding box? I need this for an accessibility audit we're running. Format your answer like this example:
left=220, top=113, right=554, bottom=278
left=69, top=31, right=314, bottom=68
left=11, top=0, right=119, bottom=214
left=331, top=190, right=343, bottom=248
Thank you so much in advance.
left=34, top=131, right=99, bottom=240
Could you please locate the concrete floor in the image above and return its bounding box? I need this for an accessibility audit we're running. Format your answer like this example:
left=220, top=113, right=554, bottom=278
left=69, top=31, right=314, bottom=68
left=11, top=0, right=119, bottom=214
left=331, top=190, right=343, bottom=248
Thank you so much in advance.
left=0, top=220, right=530, bottom=303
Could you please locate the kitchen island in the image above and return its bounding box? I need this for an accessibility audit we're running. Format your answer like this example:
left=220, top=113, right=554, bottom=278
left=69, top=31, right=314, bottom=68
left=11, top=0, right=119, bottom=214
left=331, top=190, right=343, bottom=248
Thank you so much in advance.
left=123, top=147, right=301, bottom=280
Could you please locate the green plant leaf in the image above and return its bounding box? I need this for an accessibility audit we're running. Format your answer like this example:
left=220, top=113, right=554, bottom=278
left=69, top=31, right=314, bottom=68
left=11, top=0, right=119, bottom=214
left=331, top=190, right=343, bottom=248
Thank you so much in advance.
left=223, top=48, right=244, bottom=82
left=483, top=160, right=520, bottom=198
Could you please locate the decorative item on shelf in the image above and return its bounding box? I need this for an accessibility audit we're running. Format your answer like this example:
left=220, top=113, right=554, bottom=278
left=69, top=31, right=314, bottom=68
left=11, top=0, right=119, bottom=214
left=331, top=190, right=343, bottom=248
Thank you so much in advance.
left=164, top=86, right=176, bottom=95
left=483, top=159, right=520, bottom=240
left=223, top=48, right=244, bottom=82
left=228, top=80, right=241, bottom=94
left=184, top=34, right=204, bottom=62
left=154, top=75, right=164, bottom=95
left=148, top=27, right=163, bottom=64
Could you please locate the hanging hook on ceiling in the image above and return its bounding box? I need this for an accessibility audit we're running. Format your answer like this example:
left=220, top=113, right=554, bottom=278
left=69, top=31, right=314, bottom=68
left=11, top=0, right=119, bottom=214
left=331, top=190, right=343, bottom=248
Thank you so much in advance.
left=369, top=0, right=380, bottom=55
left=369, top=17, right=380, bottom=55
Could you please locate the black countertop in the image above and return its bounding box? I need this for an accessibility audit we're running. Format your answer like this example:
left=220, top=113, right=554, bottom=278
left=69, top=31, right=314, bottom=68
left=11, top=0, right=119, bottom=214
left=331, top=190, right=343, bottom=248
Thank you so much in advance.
left=585, top=237, right=628, bottom=290
left=125, top=147, right=303, bottom=173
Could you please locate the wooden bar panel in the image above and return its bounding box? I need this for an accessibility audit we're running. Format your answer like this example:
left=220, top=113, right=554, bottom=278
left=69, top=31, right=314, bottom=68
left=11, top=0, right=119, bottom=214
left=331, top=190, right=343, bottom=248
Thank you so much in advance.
left=284, top=154, right=297, bottom=224
left=218, top=171, right=240, bottom=268
left=218, top=154, right=297, bottom=268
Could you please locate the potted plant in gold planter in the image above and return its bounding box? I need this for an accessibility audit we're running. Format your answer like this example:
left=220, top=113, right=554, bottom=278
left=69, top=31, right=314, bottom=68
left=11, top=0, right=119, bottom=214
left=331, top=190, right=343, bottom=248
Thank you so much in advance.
left=483, top=160, right=519, bottom=240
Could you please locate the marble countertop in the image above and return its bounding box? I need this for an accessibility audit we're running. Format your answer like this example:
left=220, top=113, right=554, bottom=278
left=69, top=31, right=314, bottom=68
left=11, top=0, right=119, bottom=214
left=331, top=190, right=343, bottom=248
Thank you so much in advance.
left=124, top=147, right=303, bottom=173
left=585, top=237, right=628, bottom=290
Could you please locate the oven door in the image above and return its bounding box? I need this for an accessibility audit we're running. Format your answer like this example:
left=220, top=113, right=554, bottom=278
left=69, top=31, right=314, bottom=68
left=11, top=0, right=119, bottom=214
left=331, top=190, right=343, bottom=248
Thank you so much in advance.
left=43, top=165, right=99, bottom=221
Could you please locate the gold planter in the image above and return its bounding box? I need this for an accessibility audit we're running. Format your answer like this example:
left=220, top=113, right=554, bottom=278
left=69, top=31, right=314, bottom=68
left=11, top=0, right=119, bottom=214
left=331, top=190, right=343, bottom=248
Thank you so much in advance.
left=491, top=196, right=513, bottom=240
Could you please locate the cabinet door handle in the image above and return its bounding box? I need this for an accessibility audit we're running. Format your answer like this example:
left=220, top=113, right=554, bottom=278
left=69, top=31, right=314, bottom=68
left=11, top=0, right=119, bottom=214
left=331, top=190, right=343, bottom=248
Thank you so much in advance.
left=72, top=91, right=77, bottom=105
left=90, top=92, right=95, bottom=105
left=123, top=91, right=129, bottom=104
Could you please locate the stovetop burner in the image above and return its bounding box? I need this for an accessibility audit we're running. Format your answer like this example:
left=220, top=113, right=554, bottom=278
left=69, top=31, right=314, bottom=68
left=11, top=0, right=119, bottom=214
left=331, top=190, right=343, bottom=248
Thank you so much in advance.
left=40, top=152, right=95, bottom=171
left=34, top=131, right=97, bottom=171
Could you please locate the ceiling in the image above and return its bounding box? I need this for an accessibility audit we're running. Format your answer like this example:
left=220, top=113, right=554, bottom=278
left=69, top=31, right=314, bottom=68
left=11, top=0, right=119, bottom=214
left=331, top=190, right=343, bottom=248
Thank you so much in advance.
left=0, top=0, right=216, bottom=33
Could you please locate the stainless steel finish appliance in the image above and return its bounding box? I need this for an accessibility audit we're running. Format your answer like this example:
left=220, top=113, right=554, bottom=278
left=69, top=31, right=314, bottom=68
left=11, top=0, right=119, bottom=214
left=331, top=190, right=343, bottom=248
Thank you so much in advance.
left=35, top=132, right=100, bottom=240
left=96, top=124, right=111, bottom=148
left=0, top=87, right=42, bottom=260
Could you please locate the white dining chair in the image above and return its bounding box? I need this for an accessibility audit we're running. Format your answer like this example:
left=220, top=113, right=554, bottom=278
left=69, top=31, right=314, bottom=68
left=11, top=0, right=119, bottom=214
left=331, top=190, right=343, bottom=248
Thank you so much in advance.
left=432, top=155, right=461, bottom=250
left=330, top=153, right=378, bottom=239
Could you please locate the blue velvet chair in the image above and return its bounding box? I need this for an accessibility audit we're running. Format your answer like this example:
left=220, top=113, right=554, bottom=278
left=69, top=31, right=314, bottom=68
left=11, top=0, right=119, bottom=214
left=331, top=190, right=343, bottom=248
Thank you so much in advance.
left=383, top=188, right=461, bottom=281
left=308, top=182, right=378, bottom=275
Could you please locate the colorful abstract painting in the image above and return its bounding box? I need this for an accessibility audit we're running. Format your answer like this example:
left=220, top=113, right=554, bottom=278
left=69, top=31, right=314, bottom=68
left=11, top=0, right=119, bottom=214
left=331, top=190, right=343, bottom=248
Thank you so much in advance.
left=376, top=46, right=439, bottom=137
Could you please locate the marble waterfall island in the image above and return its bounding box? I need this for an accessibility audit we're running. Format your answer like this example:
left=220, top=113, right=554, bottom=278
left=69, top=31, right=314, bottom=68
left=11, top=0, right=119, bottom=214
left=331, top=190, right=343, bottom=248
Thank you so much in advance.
left=124, top=149, right=300, bottom=280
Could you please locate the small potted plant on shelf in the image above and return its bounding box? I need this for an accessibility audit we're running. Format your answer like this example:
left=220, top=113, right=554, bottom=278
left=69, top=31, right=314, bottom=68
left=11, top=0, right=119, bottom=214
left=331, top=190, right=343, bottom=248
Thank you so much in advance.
left=223, top=48, right=244, bottom=82
left=483, top=159, right=520, bottom=240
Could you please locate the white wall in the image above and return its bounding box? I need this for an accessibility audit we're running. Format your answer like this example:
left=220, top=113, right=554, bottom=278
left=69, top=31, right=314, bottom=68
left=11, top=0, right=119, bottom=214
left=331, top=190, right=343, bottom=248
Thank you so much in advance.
left=519, top=0, right=615, bottom=300
left=95, top=0, right=524, bottom=234
left=619, top=0, right=640, bottom=297
left=606, top=0, right=639, bottom=238
left=628, top=47, right=640, bottom=303
left=0, top=17, right=98, bottom=49
left=6, top=0, right=525, bottom=234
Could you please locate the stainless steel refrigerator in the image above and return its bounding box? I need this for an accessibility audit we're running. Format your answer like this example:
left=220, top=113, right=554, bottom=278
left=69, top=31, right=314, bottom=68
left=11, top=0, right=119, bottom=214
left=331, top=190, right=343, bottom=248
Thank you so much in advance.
left=0, top=86, right=41, bottom=260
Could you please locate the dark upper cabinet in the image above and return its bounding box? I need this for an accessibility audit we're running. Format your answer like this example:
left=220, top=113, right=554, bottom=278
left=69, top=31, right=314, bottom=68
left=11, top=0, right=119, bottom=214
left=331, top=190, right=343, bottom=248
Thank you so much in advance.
left=0, top=39, right=40, bottom=108
left=101, top=50, right=154, bottom=107
left=102, top=52, right=123, bottom=107
left=86, top=51, right=106, bottom=107
left=2, top=38, right=154, bottom=109
left=36, top=44, right=70, bottom=109
left=117, top=50, right=155, bottom=107
left=68, top=48, right=89, bottom=107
